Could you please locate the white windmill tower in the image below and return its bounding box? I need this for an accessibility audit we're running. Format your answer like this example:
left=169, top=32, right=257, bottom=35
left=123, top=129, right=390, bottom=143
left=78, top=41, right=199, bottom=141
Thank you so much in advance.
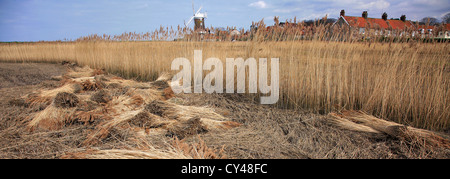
left=185, top=1, right=207, bottom=33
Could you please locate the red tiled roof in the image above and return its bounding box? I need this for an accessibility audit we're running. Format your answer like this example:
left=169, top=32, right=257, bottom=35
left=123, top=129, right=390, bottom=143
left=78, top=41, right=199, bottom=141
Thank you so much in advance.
left=343, top=16, right=389, bottom=29
left=446, top=24, right=450, bottom=31
left=387, top=20, right=415, bottom=30
left=342, top=16, right=431, bottom=31
left=417, top=25, right=434, bottom=30
left=366, top=18, right=389, bottom=29
left=343, top=16, right=367, bottom=28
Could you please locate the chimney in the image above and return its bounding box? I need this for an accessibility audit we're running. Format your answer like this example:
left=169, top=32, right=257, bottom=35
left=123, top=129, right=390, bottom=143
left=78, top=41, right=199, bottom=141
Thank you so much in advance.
left=362, top=11, right=368, bottom=19
left=400, top=15, right=406, bottom=22
left=382, top=12, right=388, bottom=21
left=340, top=10, right=345, bottom=17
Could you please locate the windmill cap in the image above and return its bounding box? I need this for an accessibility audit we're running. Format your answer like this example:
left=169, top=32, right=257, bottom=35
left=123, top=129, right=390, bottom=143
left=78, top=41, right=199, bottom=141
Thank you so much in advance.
left=194, top=12, right=207, bottom=18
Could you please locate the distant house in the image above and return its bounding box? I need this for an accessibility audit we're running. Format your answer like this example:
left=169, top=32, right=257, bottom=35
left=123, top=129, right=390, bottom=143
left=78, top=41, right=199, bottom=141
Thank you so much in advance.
left=230, top=29, right=241, bottom=36
left=416, top=24, right=450, bottom=39
left=439, top=24, right=450, bottom=39
left=334, top=10, right=416, bottom=37
left=416, top=25, right=435, bottom=38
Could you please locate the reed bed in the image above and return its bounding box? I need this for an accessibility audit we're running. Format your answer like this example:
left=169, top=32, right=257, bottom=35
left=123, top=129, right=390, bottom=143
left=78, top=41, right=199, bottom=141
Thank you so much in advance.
left=0, top=22, right=449, bottom=131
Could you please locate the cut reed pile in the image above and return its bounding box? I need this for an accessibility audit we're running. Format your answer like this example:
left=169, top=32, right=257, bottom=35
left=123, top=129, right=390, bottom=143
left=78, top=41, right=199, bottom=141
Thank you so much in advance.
left=16, top=65, right=240, bottom=158
left=1, top=63, right=448, bottom=159
left=329, top=110, right=450, bottom=149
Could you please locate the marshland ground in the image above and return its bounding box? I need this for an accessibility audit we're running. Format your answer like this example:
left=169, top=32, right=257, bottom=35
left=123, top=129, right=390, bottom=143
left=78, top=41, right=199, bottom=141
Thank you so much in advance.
left=0, top=62, right=449, bottom=159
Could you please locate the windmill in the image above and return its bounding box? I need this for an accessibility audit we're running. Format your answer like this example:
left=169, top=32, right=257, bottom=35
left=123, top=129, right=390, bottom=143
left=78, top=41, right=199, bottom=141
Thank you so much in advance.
left=185, top=1, right=207, bottom=33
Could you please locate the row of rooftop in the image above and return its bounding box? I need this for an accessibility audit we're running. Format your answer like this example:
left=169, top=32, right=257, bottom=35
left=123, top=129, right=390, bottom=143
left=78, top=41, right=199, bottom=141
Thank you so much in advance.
left=334, top=10, right=448, bottom=32
left=192, top=10, right=450, bottom=40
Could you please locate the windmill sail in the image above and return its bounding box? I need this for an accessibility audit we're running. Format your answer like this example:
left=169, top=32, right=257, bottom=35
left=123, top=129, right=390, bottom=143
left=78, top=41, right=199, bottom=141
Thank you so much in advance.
left=185, top=1, right=207, bottom=32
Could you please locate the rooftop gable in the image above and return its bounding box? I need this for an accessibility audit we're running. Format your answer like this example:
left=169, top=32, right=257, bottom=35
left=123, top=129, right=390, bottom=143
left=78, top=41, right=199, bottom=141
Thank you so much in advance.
left=343, top=16, right=389, bottom=29
left=342, top=16, right=367, bottom=28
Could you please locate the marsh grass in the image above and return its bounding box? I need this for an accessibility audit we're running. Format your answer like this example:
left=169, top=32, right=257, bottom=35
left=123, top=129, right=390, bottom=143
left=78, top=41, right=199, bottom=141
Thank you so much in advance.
left=0, top=21, right=448, bottom=131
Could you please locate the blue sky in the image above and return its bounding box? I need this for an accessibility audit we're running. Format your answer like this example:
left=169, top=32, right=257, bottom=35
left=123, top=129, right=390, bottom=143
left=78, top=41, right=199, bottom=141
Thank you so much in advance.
left=0, top=0, right=449, bottom=41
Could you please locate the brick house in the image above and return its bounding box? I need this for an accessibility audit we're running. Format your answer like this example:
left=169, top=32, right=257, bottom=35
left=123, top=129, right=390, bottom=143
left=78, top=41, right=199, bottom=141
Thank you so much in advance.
left=334, top=10, right=416, bottom=37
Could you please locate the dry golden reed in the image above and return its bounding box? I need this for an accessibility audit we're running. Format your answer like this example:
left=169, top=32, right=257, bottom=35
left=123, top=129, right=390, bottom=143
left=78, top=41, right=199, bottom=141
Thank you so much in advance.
left=0, top=22, right=449, bottom=131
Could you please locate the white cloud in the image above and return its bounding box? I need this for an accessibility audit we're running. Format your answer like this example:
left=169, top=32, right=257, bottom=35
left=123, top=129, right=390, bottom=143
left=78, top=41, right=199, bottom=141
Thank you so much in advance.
left=249, top=1, right=268, bottom=9
left=358, top=0, right=390, bottom=10
left=273, top=8, right=297, bottom=13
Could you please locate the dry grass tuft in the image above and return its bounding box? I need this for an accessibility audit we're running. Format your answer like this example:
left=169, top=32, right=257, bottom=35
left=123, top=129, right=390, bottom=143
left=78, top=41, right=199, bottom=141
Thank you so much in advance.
left=128, top=111, right=154, bottom=128
left=65, top=66, right=95, bottom=78
left=61, top=148, right=192, bottom=159
left=91, top=69, right=106, bottom=76
left=81, top=80, right=103, bottom=91
left=73, top=102, right=112, bottom=125
left=150, top=80, right=170, bottom=90
left=127, top=94, right=144, bottom=107
left=145, top=100, right=173, bottom=117
left=172, top=136, right=227, bottom=159
left=220, top=121, right=242, bottom=129
left=166, top=117, right=209, bottom=139
left=73, top=111, right=103, bottom=125
left=90, top=89, right=112, bottom=104
left=329, top=110, right=450, bottom=149
left=163, top=87, right=175, bottom=100
left=328, top=113, right=382, bottom=134
left=25, top=83, right=80, bottom=108
left=54, top=92, right=79, bottom=108
left=63, top=135, right=225, bottom=159
left=25, top=94, right=52, bottom=108
left=28, top=105, right=77, bottom=131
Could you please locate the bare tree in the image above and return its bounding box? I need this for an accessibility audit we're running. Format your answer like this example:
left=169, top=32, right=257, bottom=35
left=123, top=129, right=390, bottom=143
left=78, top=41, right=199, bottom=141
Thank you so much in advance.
left=442, top=13, right=450, bottom=24
left=420, top=17, right=439, bottom=25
